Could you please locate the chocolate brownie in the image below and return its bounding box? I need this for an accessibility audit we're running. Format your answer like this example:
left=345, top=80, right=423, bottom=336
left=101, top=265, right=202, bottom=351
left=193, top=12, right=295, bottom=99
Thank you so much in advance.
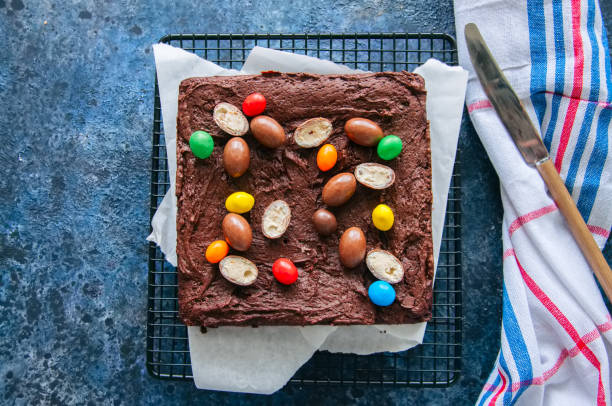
left=176, top=71, right=433, bottom=327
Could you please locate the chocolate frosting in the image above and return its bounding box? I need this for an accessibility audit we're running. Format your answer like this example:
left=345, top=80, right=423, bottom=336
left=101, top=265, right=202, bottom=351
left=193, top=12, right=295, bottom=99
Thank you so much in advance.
left=176, top=72, right=433, bottom=327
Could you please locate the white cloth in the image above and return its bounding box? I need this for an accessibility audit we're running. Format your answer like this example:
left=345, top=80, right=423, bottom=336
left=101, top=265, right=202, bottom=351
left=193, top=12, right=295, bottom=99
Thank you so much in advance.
left=454, top=0, right=612, bottom=404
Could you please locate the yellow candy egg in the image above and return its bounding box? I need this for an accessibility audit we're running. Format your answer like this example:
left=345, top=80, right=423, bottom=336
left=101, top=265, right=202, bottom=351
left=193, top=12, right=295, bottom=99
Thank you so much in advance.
left=225, top=191, right=255, bottom=214
left=372, top=204, right=394, bottom=231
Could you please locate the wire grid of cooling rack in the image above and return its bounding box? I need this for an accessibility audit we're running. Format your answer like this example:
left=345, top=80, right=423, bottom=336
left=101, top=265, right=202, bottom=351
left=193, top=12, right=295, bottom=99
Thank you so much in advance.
left=147, top=33, right=462, bottom=386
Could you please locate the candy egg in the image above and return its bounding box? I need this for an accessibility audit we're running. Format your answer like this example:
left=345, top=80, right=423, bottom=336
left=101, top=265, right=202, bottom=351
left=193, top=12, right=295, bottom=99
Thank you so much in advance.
left=272, top=258, right=298, bottom=285
left=261, top=200, right=291, bottom=239
left=189, top=131, right=214, bottom=159
left=205, top=240, right=229, bottom=263
left=242, top=92, right=267, bottom=117
left=312, top=208, right=337, bottom=235
left=377, top=135, right=403, bottom=160
left=366, top=249, right=404, bottom=284
left=354, top=163, right=396, bottom=190
left=294, top=117, right=333, bottom=148
left=213, top=102, right=249, bottom=136
left=222, top=213, right=252, bottom=251
left=322, top=173, right=356, bottom=207
left=344, top=118, right=383, bottom=146
left=372, top=204, right=394, bottom=231
left=316, top=144, right=337, bottom=172
left=223, top=137, right=250, bottom=178
left=338, top=227, right=366, bottom=268
left=250, top=115, right=286, bottom=148
left=368, top=281, right=396, bottom=306
left=225, top=191, right=254, bottom=214
left=219, top=255, right=258, bottom=286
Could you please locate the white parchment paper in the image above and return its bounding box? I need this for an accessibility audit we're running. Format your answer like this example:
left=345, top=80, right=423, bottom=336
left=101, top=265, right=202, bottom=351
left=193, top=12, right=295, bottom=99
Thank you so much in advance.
left=148, top=44, right=467, bottom=394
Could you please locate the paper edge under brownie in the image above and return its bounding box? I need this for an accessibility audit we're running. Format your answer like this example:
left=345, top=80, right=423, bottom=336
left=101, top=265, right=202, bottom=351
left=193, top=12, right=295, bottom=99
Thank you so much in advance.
left=176, top=71, right=433, bottom=327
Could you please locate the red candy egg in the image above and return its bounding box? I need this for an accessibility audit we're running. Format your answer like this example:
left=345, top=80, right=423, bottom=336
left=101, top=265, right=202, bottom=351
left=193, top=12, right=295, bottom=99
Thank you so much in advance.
left=242, top=92, right=267, bottom=116
left=272, top=258, right=298, bottom=285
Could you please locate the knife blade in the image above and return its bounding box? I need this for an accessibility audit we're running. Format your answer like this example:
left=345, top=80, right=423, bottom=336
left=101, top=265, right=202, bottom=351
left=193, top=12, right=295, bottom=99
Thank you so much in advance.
left=464, top=23, right=612, bottom=301
left=464, top=23, right=549, bottom=165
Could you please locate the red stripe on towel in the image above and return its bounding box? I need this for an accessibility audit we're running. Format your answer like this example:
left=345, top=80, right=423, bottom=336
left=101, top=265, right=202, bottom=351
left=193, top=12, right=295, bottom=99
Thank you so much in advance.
left=508, top=204, right=558, bottom=236
left=587, top=225, right=610, bottom=238
left=512, top=249, right=606, bottom=405
left=553, top=0, right=586, bottom=172
left=468, top=99, right=493, bottom=112
left=488, top=367, right=507, bottom=405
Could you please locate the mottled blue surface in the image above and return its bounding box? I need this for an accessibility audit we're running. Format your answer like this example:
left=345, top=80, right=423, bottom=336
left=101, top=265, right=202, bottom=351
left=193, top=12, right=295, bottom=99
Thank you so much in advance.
left=1, top=1, right=611, bottom=404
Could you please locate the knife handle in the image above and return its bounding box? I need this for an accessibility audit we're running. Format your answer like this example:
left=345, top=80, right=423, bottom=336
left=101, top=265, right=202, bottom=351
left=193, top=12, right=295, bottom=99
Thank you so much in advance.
left=536, top=158, right=612, bottom=301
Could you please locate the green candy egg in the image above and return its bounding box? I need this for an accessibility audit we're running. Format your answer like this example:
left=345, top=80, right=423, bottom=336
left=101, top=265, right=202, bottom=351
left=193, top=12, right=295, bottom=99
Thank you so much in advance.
left=377, top=135, right=402, bottom=161
left=189, top=131, right=214, bottom=159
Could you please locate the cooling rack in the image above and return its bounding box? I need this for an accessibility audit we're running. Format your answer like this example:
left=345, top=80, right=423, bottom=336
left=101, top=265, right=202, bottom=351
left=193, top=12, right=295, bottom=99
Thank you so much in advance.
left=147, top=32, right=462, bottom=387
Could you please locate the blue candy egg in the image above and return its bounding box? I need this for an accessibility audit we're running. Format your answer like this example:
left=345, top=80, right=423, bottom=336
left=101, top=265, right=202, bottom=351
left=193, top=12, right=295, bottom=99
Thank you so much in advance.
left=368, top=281, right=396, bottom=306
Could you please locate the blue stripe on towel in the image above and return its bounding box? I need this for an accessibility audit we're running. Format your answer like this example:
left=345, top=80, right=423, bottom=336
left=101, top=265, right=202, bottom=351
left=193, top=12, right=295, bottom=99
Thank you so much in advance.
left=542, top=0, right=566, bottom=150
left=527, top=0, right=548, bottom=126
left=502, top=285, right=533, bottom=404
left=577, top=109, right=611, bottom=220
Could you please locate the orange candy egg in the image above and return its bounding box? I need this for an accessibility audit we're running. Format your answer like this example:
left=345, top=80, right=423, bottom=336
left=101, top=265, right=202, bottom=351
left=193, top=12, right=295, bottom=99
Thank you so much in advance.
left=317, top=144, right=337, bottom=172
left=205, top=240, right=229, bottom=263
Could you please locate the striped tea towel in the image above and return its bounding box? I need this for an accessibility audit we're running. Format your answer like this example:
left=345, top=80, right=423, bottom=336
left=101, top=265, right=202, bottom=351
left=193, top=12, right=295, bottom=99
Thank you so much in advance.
left=454, top=0, right=612, bottom=404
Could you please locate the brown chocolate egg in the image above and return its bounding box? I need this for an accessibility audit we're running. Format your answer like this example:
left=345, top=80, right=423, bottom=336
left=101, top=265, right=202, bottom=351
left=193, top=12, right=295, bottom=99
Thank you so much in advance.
left=250, top=115, right=286, bottom=148
left=338, top=227, right=366, bottom=268
left=223, top=137, right=250, bottom=177
left=222, top=213, right=252, bottom=251
left=344, top=117, right=384, bottom=146
left=312, top=208, right=337, bottom=235
left=322, top=172, right=356, bottom=207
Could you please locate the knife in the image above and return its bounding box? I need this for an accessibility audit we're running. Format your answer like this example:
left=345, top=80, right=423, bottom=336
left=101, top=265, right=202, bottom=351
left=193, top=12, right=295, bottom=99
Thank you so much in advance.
left=464, top=23, right=612, bottom=301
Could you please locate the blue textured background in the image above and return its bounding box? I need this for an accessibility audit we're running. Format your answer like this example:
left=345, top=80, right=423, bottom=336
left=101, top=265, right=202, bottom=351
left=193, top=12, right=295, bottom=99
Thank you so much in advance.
left=1, top=1, right=611, bottom=404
